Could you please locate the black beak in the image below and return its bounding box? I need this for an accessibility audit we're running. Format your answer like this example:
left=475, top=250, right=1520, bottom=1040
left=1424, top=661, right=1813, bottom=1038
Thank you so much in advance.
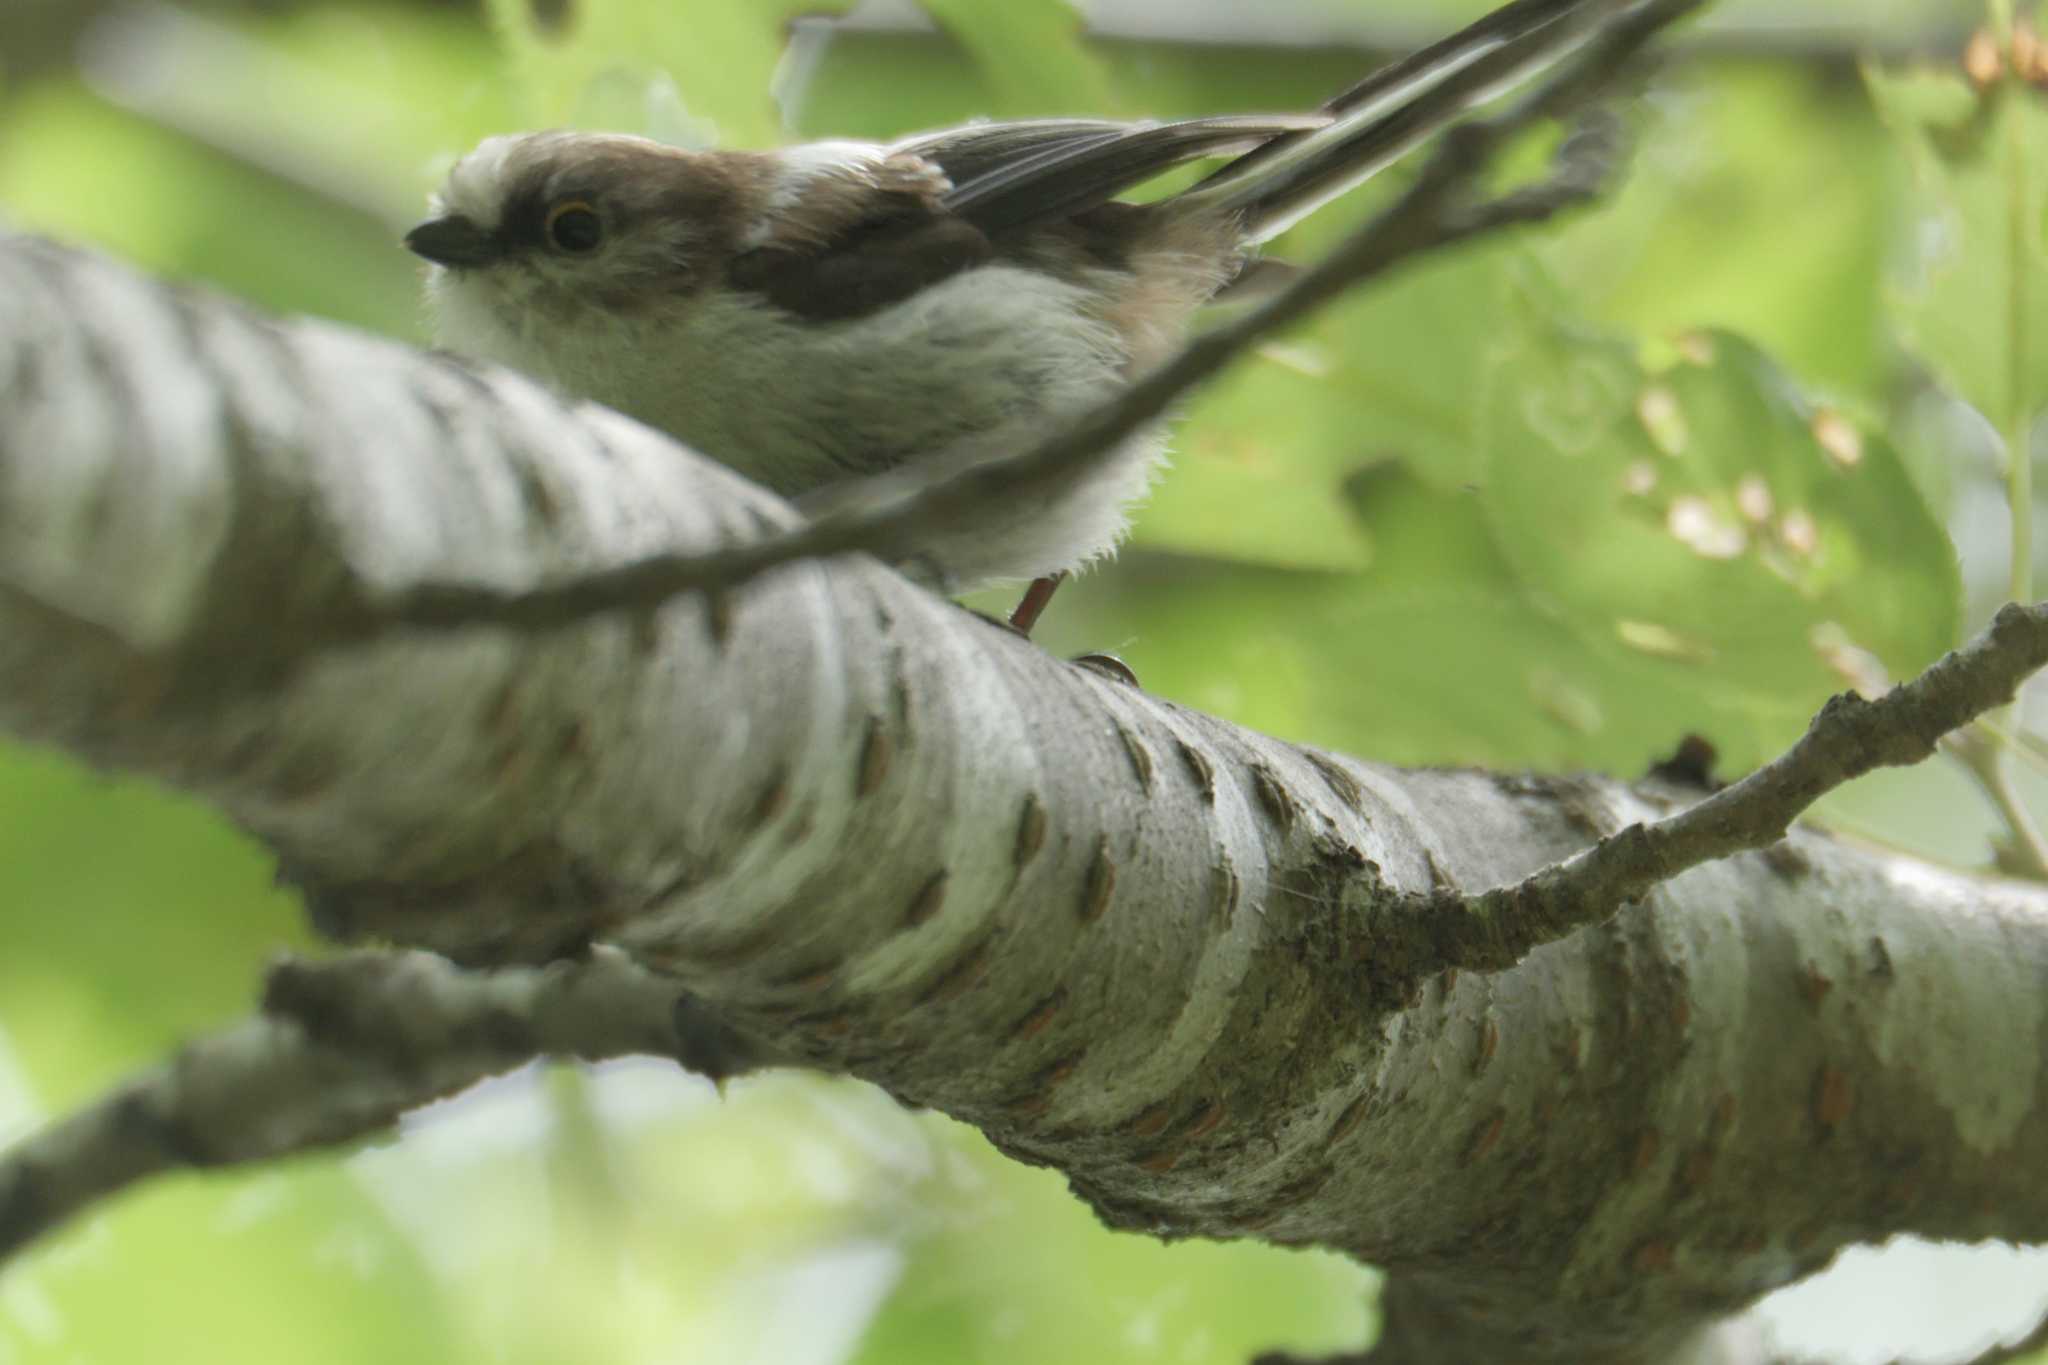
left=404, top=215, right=504, bottom=268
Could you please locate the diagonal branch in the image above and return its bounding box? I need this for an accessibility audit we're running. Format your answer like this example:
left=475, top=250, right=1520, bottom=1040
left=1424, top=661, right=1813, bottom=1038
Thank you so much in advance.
left=386, top=0, right=1704, bottom=636
left=1349, top=600, right=2048, bottom=1004
left=0, top=948, right=782, bottom=1262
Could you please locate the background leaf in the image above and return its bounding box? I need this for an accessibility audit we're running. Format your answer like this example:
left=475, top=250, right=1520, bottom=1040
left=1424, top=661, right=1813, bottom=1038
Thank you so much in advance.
left=1039, top=283, right=1961, bottom=776
left=1544, top=63, right=1900, bottom=402
left=1479, top=313, right=1961, bottom=716
left=910, top=0, right=1115, bottom=115
left=1868, top=60, right=2048, bottom=434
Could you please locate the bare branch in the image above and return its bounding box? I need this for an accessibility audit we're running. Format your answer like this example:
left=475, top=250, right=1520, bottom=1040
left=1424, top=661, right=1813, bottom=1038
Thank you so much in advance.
left=386, top=0, right=1704, bottom=636
left=1945, top=723, right=2048, bottom=881
left=0, top=947, right=780, bottom=1262
left=1349, top=601, right=2048, bottom=1003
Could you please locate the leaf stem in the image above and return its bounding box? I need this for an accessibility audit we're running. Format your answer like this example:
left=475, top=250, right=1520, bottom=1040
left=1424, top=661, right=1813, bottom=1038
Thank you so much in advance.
left=2002, top=61, right=2033, bottom=607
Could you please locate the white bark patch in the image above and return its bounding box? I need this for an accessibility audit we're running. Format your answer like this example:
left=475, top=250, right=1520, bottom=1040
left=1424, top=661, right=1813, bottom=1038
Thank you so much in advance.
left=1867, top=858, right=2041, bottom=1153
left=3, top=253, right=232, bottom=647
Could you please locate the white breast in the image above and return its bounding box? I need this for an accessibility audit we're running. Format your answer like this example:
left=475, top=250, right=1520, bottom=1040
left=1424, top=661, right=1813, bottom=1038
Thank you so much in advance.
left=429, top=261, right=1163, bottom=588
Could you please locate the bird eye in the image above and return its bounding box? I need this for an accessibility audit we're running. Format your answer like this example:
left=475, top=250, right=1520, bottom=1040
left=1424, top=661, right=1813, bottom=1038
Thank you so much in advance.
left=544, top=200, right=602, bottom=253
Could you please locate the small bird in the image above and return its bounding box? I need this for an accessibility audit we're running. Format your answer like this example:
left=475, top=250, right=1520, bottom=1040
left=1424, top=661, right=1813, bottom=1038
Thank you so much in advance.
left=408, top=0, right=1606, bottom=627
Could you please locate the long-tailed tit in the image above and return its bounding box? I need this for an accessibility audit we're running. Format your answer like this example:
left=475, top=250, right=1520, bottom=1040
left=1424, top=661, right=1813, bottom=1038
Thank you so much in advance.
left=407, top=0, right=1611, bottom=622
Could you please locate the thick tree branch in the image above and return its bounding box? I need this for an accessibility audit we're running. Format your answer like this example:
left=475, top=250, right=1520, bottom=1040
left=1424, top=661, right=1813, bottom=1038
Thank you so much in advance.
left=7, top=582, right=2042, bottom=1266
left=4, top=234, right=2047, bottom=1363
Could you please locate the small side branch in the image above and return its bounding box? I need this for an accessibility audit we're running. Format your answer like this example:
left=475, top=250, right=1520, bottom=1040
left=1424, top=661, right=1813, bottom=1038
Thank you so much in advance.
left=0, top=947, right=782, bottom=1263
left=1364, top=601, right=2048, bottom=995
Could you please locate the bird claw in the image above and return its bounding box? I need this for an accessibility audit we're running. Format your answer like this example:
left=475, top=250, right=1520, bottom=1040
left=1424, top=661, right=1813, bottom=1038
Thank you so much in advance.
left=1071, top=653, right=1140, bottom=688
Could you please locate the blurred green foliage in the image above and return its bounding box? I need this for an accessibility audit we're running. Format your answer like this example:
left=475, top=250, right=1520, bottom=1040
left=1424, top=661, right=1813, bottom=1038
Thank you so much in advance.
left=0, top=0, right=2038, bottom=1361
left=1870, top=57, right=2048, bottom=445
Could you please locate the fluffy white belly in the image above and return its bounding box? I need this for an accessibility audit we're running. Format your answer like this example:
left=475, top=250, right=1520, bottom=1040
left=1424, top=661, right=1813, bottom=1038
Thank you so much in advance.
left=433, top=263, right=1160, bottom=587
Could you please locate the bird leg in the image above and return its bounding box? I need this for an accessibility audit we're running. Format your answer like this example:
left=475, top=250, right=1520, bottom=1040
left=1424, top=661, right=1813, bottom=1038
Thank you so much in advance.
left=1006, top=572, right=1067, bottom=636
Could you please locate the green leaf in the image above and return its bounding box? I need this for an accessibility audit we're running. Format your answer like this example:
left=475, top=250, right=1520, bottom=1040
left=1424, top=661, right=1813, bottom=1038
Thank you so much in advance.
left=1543, top=64, right=1897, bottom=401
left=912, top=0, right=1116, bottom=115
left=1867, top=61, right=2048, bottom=434
left=1043, top=470, right=1801, bottom=775
left=0, top=86, right=423, bottom=338
left=1050, top=303, right=1963, bottom=776
left=1134, top=239, right=1528, bottom=570
left=1479, top=309, right=1962, bottom=715
left=478, top=0, right=852, bottom=143
left=0, top=745, right=309, bottom=1096
left=9, top=1170, right=454, bottom=1365
left=851, top=1110, right=1372, bottom=1365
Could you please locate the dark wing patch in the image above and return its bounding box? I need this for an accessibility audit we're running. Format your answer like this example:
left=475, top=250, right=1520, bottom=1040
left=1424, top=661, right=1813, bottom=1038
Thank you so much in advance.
left=723, top=114, right=1324, bottom=323
left=906, top=113, right=1330, bottom=236
left=727, top=214, right=994, bottom=323
left=722, top=148, right=989, bottom=322
left=746, top=151, right=952, bottom=253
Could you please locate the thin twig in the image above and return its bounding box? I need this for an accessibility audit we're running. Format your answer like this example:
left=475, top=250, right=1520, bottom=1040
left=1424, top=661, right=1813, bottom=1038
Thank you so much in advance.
left=1356, top=601, right=2048, bottom=1003
left=389, top=0, right=1704, bottom=635
left=1945, top=722, right=2048, bottom=880
left=0, top=947, right=783, bottom=1265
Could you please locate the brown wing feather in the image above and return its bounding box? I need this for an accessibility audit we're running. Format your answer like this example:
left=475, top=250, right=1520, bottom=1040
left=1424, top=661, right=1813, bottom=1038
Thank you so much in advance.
left=721, top=114, right=1322, bottom=323
left=720, top=148, right=990, bottom=321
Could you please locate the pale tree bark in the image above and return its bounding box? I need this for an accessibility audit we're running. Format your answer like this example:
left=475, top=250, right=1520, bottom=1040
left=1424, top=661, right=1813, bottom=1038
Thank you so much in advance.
left=2, top=229, right=2047, bottom=1365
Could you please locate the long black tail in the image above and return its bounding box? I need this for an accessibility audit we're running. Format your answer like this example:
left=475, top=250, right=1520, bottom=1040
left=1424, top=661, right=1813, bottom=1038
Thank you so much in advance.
left=1181, top=0, right=1627, bottom=242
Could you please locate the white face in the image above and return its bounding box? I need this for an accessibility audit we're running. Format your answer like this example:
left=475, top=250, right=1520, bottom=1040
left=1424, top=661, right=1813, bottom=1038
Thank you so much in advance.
left=409, top=131, right=717, bottom=393
left=430, top=132, right=526, bottom=229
